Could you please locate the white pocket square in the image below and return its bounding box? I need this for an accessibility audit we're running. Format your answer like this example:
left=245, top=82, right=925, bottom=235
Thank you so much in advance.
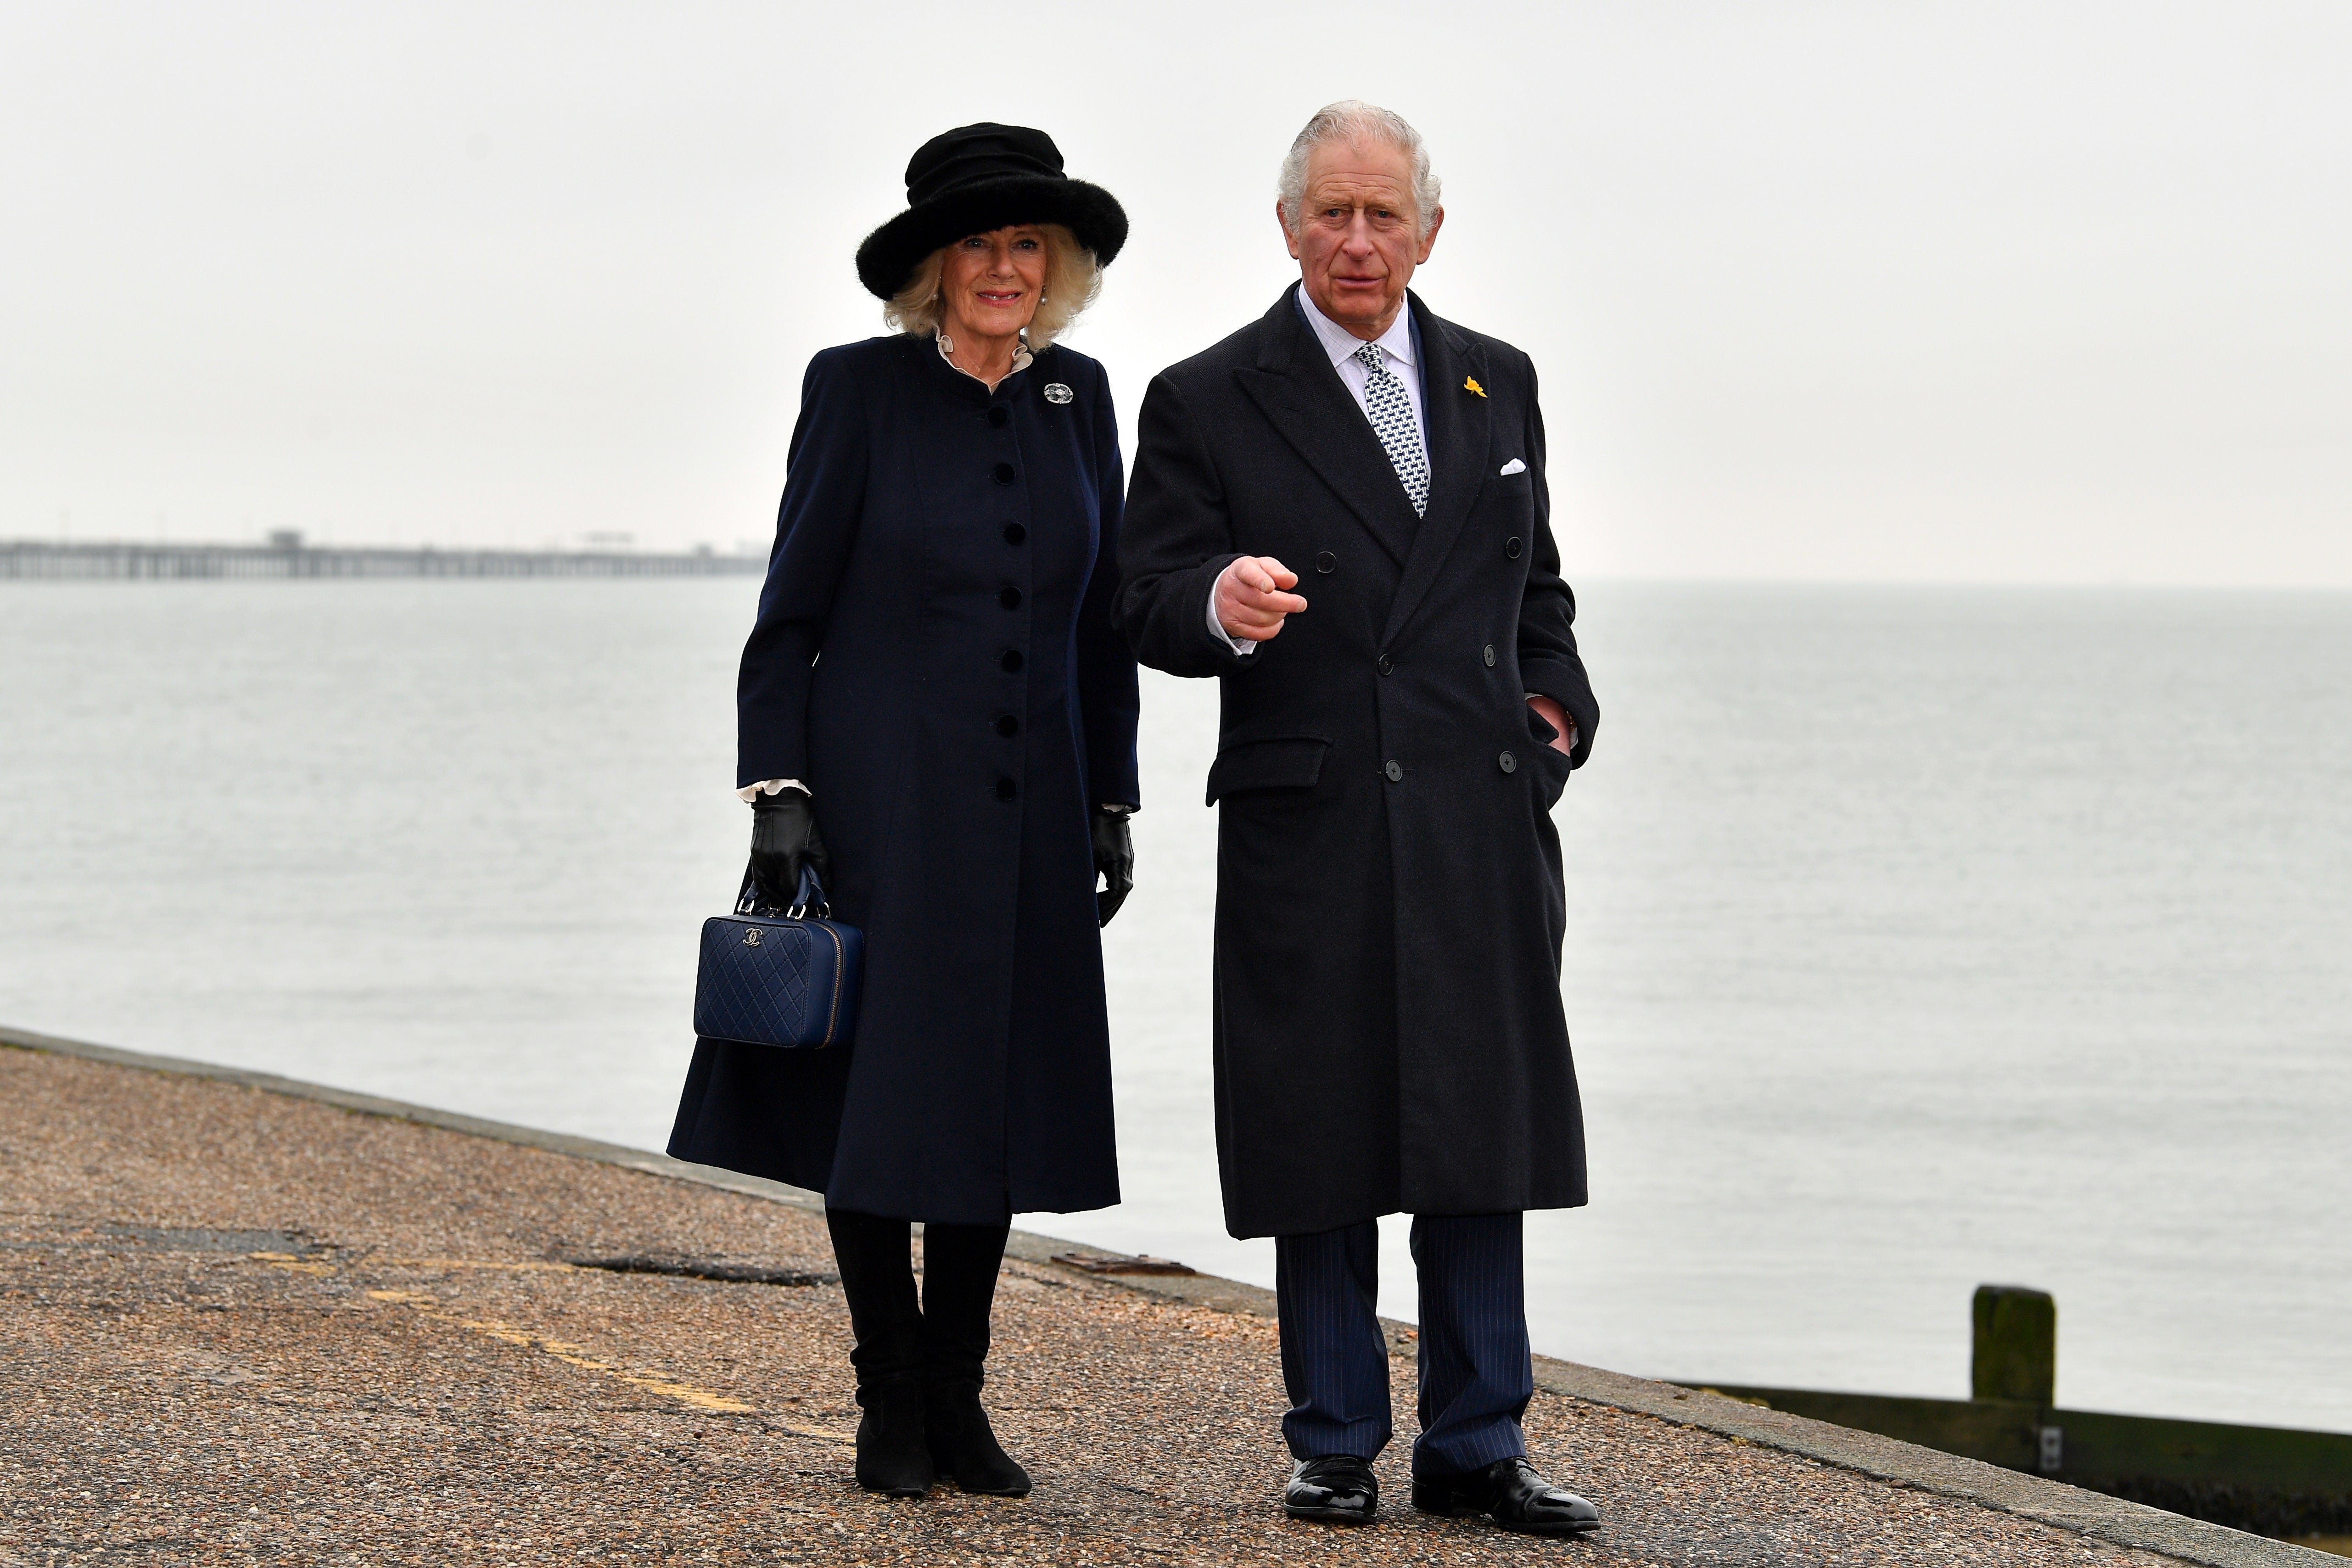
left=1499, top=458, right=1527, bottom=476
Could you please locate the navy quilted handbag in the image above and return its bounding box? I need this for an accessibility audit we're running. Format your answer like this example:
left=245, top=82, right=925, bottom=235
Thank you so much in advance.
left=692, top=864, right=863, bottom=1049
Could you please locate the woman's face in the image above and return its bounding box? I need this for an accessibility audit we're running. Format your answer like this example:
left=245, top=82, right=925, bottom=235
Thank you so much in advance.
left=939, top=226, right=1048, bottom=342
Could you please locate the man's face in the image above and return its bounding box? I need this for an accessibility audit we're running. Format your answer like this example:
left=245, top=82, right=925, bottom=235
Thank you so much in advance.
left=1281, top=136, right=1443, bottom=340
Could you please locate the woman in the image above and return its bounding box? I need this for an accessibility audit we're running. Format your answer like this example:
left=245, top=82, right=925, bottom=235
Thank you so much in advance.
left=667, top=123, right=1139, bottom=1500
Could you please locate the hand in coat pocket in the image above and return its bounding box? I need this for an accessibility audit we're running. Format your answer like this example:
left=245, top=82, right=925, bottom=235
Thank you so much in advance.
left=1524, top=694, right=1574, bottom=756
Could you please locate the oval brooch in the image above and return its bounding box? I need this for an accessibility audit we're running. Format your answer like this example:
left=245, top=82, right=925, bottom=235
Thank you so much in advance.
left=1043, top=383, right=1073, bottom=405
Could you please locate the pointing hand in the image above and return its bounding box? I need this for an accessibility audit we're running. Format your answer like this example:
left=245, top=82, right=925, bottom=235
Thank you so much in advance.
left=1215, top=556, right=1309, bottom=643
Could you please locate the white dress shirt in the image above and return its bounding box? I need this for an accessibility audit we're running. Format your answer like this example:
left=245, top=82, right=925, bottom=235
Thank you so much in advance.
left=1299, top=286, right=1426, bottom=448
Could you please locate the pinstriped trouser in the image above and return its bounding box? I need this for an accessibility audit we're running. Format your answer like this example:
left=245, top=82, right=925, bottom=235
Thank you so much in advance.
left=1274, top=1212, right=1534, bottom=1476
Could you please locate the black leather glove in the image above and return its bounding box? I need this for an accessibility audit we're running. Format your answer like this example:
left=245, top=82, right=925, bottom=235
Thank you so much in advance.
left=748, top=788, right=830, bottom=911
left=1092, top=808, right=1134, bottom=928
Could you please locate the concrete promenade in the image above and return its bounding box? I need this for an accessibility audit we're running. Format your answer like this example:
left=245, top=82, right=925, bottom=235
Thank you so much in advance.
left=1, top=1030, right=2326, bottom=1566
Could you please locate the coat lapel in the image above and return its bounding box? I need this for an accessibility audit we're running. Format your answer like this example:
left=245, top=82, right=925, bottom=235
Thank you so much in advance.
left=1379, top=293, right=1490, bottom=647
left=1232, top=289, right=1422, bottom=567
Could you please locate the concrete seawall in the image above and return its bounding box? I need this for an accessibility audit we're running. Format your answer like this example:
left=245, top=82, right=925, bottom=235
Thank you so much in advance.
left=1, top=1025, right=2327, bottom=1565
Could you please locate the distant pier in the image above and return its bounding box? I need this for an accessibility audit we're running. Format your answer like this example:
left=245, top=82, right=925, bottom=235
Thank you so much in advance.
left=2, top=532, right=764, bottom=581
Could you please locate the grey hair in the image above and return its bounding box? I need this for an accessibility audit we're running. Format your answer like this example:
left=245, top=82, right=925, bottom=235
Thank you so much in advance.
left=1277, top=100, right=1442, bottom=239
left=882, top=223, right=1102, bottom=351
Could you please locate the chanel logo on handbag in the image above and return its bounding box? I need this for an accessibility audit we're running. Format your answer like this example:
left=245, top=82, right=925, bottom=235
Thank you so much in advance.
left=741, top=929, right=762, bottom=947
left=1043, top=382, right=1073, bottom=404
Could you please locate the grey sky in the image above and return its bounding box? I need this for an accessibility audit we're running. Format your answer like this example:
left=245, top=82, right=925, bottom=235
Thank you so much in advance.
left=4, top=1, right=2347, bottom=583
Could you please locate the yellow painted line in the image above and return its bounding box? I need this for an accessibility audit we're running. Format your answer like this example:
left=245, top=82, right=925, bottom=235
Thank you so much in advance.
left=374, top=1257, right=582, bottom=1273
left=244, top=1253, right=589, bottom=1277
left=248, top=1251, right=337, bottom=1276
left=230, top=1251, right=851, bottom=1445
left=361, top=1288, right=853, bottom=1444
left=363, top=1288, right=753, bottom=1411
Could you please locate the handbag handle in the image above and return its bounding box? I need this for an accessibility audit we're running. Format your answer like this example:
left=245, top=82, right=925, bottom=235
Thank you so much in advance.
left=735, top=861, right=832, bottom=921
left=790, top=863, right=831, bottom=920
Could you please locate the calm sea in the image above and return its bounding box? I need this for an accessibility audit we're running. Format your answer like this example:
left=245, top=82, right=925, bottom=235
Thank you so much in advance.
left=3, top=578, right=2346, bottom=1432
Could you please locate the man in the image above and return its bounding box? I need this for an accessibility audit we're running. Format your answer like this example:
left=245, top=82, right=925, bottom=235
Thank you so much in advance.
left=1116, top=101, right=1602, bottom=1537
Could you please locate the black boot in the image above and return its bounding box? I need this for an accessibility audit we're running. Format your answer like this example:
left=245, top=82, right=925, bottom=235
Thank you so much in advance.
left=827, top=1208, right=935, bottom=1498
left=852, top=1378, right=935, bottom=1498
left=925, top=1378, right=1030, bottom=1496
left=920, top=1220, right=1030, bottom=1496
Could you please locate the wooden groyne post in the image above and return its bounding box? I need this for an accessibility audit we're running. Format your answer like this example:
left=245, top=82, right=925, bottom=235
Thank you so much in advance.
left=1686, top=1284, right=2351, bottom=1540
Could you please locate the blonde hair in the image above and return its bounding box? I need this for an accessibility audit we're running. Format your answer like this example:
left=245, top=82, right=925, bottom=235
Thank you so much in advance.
left=883, top=223, right=1102, bottom=351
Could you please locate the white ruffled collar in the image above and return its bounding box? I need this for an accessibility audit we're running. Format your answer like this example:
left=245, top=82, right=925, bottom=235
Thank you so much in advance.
left=936, top=329, right=1033, bottom=388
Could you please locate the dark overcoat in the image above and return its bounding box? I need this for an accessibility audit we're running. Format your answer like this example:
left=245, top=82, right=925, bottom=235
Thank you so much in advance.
left=668, top=333, right=1140, bottom=1226
left=1115, top=286, right=1599, bottom=1240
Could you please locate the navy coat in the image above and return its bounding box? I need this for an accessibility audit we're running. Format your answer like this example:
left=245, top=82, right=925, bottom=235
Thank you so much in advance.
left=1116, top=288, right=1598, bottom=1239
left=669, top=334, right=1140, bottom=1225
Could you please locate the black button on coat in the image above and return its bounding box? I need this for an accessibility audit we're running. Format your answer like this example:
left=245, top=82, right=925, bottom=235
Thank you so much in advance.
left=1116, top=287, right=1599, bottom=1240
left=668, top=335, right=1140, bottom=1225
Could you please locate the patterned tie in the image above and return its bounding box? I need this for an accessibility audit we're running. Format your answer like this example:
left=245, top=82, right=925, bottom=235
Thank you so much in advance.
left=1352, top=342, right=1429, bottom=517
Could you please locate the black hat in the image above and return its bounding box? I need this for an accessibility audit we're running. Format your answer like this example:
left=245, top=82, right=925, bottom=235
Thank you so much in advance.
left=854, top=123, right=1128, bottom=301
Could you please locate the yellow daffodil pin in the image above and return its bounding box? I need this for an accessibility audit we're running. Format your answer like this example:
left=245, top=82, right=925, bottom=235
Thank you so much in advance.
left=1464, top=377, right=1486, bottom=398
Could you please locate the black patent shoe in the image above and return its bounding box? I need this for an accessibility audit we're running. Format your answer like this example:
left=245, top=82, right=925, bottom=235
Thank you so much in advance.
left=1411, top=1456, right=1600, bottom=1536
left=925, top=1383, right=1031, bottom=1496
left=853, top=1380, right=935, bottom=1497
left=1284, top=1455, right=1378, bottom=1526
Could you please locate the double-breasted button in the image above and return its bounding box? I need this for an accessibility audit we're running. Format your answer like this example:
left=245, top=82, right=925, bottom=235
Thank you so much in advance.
left=1377, top=653, right=1394, bottom=675
left=1499, top=751, right=1518, bottom=774
left=999, top=585, right=1023, bottom=610
left=1383, top=760, right=1404, bottom=782
left=1505, top=536, right=1523, bottom=559
left=1315, top=551, right=1336, bottom=574
left=1000, top=648, right=1024, bottom=672
left=1003, top=522, right=1026, bottom=545
left=991, top=462, right=1016, bottom=485
left=994, top=714, right=1019, bottom=737
left=1483, top=644, right=1497, bottom=666
left=986, top=406, right=1010, bottom=428
left=994, top=777, right=1018, bottom=801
